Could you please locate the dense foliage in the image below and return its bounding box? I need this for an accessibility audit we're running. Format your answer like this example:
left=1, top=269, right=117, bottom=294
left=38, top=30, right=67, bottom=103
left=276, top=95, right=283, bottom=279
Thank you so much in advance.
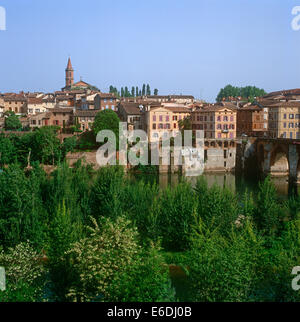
left=0, top=127, right=76, bottom=167
left=109, top=84, right=158, bottom=97
left=0, top=162, right=300, bottom=302
left=216, top=84, right=266, bottom=102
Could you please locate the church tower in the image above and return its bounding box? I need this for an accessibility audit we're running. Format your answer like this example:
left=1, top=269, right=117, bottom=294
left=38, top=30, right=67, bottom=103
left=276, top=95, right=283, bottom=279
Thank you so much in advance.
left=65, top=57, right=74, bottom=88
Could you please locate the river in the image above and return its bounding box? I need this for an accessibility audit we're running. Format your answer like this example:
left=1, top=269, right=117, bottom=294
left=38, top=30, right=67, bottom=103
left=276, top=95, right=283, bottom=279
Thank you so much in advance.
left=130, top=172, right=298, bottom=199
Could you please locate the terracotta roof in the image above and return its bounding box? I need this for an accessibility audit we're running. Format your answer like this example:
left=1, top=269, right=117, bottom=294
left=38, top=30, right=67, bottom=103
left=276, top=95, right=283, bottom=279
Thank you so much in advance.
left=75, top=110, right=99, bottom=117
left=28, top=97, right=44, bottom=104
left=268, top=101, right=300, bottom=108
left=119, top=102, right=141, bottom=115
left=51, top=108, right=73, bottom=113
left=165, top=106, right=190, bottom=113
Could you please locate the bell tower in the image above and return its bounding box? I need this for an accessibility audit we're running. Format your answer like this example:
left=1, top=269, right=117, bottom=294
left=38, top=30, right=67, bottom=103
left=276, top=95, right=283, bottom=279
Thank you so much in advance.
left=65, top=57, right=74, bottom=88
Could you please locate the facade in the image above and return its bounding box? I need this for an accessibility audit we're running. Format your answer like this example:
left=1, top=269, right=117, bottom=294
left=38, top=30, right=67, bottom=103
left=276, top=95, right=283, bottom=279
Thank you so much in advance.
left=3, top=94, right=27, bottom=115
left=94, top=93, right=117, bottom=111
left=29, top=112, right=50, bottom=128
left=26, top=97, right=47, bottom=115
left=117, top=102, right=142, bottom=130
left=80, top=93, right=98, bottom=110
left=237, top=103, right=268, bottom=137
left=47, top=108, right=74, bottom=128
left=142, top=105, right=190, bottom=142
left=191, top=103, right=237, bottom=139
left=74, top=110, right=98, bottom=131
left=267, top=102, right=300, bottom=139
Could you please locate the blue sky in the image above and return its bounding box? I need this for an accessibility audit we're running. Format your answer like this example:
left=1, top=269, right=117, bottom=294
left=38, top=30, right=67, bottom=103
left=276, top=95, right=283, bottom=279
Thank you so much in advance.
left=0, top=0, right=299, bottom=101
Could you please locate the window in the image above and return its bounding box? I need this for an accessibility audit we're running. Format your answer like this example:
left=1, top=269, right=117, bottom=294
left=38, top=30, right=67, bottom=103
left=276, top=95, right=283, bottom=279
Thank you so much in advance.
left=173, top=115, right=177, bottom=121
left=283, top=114, right=287, bottom=119
left=223, top=116, right=228, bottom=122
left=230, top=116, right=234, bottom=122
left=284, top=122, right=286, bottom=128
left=217, top=116, right=221, bottom=121
left=166, top=116, right=169, bottom=122
left=106, top=105, right=109, bottom=109
left=174, top=123, right=177, bottom=128
left=111, top=105, right=115, bottom=110
left=289, top=114, right=295, bottom=119
left=153, top=124, right=156, bottom=129
left=158, top=123, right=163, bottom=129
left=290, top=132, right=293, bottom=139
left=153, top=115, right=156, bottom=122
left=159, top=115, right=163, bottom=122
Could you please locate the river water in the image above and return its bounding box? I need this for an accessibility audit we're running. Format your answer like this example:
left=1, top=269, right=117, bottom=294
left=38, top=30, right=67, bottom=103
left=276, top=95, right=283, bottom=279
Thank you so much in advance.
left=131, top=172, right=297, bottom=199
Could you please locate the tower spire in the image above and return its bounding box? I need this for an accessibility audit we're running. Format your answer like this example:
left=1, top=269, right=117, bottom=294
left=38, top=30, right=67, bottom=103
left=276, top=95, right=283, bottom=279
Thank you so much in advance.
left=65, top=57, right=74, bottom=88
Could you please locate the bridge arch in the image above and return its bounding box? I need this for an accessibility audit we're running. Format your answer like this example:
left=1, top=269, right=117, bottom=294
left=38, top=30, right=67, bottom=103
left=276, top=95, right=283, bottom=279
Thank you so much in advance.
left=270, top=145, right=289, bottom=176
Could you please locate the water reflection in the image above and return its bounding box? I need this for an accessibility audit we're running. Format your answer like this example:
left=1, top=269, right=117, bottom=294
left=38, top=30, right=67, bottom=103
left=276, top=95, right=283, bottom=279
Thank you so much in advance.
left=131, top=172, right=298, bottom=198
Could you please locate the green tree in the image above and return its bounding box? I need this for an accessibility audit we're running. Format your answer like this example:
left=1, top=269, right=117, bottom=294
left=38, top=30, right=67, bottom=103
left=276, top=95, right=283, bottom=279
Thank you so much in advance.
left=92, top=109, right=120, bottom=149
left=65, top=216, right=141, bottom=302
left=0, top=242, right=47, bottom=302
left=154, top=88, right=159, bottom=95
left=4, top=112, right=22, bottom=131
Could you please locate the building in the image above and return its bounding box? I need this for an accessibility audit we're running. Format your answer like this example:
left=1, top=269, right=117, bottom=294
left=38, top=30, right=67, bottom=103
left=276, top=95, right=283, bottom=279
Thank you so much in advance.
left=0, top=96, right=4, bottom=117
left=47, top=108, right=74, bottom=128
left=237, top=103, right=268, bottom=137
left=62, top=57, right=99, bottom=92
left=74, top=110, right=98, bottom=131
left=94, top=93, right=117, bottom=111
left=3, top=94, right=27, bottom=115
left=141, top=95, right=195, bottom=105
left=117, top=102, right=142, bottom=130
left=26, top=97, right=47, bottom=115
left=191, top=102, right=237, bottom=139
left=267, top=101, right=300, bottom=139
left=142, top=104, right=190, bottom=142
left=29, top=112, right=50, bottom=128
left=80, top=93, right=98, bottom=110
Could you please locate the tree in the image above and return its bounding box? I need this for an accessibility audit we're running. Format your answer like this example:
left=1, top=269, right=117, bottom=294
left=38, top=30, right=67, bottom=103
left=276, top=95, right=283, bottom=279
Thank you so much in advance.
left=121, top=87, right=124, bottom=97
left=136, top=86, right=139, bottom=97
left=30, top=126, right=61, bottom=165
left=154, top=88, right=159, bottom=96
left=92, top=109, right=120, bottom=147
left=4, top=112, right=22, bottom=131
left=65, top=216, right=141, bottom=302
left=142, top=84, right=146, bottom=96
left=131, top=86, right=135, bottom=97
left=146, top=84, right=151, bottom=96
left=0, top=134, right=17, bottom=165
left=216, top=84, right=266, bottom=102
left=0, top=242, right=47, bottom=302
left=186, top=220, right=264, bottom=302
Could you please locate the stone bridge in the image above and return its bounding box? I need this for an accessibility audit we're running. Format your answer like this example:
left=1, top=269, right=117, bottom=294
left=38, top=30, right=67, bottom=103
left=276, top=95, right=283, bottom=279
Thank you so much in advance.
left=256, top=138, right=300, bottom=182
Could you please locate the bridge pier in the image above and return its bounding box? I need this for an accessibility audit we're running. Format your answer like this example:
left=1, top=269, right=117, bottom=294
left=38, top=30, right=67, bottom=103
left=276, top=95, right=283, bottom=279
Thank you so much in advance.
left=289, top=145, right=299, bottom=182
